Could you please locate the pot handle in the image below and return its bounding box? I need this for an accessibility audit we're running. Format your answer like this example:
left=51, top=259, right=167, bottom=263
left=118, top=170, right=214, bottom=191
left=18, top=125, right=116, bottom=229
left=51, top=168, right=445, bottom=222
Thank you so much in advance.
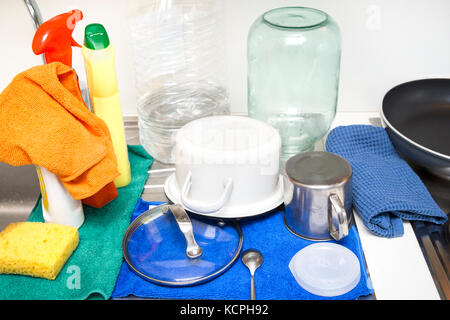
left=328, top=193, right=349, bottom=240
left=181, top=171, right=233, bottom=214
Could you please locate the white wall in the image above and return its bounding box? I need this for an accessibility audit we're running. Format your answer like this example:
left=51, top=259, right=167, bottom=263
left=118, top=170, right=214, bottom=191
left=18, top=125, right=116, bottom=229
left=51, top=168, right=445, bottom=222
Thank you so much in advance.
left=1, top=0, right=450, bottom=115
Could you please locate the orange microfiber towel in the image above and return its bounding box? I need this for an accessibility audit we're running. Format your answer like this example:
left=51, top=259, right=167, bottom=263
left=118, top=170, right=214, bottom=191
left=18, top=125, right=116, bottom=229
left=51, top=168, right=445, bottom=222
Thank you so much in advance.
left=0, top=62, right=120, bottom=207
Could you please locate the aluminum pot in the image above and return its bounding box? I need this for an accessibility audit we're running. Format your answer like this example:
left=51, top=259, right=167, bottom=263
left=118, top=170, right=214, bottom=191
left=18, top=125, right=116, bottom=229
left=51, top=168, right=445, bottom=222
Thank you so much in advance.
left=283, top=151, right=353, bottom=241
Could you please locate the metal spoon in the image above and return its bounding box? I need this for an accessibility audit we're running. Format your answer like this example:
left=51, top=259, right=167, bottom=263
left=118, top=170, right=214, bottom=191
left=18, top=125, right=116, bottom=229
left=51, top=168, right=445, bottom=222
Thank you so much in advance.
left=241, top=249, right=263, bottom=300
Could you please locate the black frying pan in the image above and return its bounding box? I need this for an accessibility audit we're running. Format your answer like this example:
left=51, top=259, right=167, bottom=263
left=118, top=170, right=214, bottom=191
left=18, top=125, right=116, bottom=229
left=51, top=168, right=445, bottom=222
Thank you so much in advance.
left=381, top=79, right=450, bottom=179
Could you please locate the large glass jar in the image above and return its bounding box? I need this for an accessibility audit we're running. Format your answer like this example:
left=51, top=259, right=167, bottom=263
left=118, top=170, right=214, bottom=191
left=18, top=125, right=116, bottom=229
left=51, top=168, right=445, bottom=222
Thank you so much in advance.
left=247, top=7, right=341, bottom=162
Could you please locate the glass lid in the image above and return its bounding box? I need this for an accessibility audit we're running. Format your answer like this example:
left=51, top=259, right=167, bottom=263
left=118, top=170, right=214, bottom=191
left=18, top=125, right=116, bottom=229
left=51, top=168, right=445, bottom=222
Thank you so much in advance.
left=122, top=204, right=243, bottom=286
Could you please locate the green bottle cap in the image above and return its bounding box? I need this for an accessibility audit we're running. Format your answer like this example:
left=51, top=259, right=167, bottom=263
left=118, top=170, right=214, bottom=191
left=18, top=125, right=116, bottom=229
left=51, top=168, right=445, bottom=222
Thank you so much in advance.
left=84, top=23, right=110, bottom=50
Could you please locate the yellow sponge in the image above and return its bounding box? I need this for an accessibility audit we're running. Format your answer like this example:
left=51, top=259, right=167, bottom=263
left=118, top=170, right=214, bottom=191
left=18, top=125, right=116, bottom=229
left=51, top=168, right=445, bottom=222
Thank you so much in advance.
left=0, top=222, right=79, bottom=280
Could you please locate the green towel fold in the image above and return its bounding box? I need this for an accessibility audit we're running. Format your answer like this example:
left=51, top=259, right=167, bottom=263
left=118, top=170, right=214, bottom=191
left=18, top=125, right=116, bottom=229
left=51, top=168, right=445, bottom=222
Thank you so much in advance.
left=0, top=145, right=153, bottom=300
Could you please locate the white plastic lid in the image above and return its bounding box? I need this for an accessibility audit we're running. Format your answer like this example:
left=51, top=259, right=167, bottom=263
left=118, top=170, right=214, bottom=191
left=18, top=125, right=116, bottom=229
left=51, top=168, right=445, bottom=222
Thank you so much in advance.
left=289, top=242, right=361, bottom=297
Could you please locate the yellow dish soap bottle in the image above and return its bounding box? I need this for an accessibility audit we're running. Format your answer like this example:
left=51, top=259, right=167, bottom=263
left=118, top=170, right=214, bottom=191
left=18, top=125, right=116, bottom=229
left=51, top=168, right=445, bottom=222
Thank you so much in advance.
left=82, top=23, right=131, bottom=188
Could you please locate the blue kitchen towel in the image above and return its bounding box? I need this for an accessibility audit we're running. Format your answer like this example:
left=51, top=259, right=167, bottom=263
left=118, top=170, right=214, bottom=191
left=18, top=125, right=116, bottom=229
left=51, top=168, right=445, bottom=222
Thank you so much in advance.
left=112, top=198, right=373, bottom=300
left=326, top=125, right=447, bottom=238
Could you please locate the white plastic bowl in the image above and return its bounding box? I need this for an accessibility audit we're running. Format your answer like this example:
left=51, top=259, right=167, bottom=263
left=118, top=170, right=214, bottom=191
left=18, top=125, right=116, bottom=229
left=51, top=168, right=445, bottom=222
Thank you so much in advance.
left=164, top=115, right=283, bottom=219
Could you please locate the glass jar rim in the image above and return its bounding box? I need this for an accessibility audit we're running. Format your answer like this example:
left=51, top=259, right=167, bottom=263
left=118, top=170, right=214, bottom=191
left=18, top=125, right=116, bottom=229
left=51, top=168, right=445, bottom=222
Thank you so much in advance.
left=262, top=7, right=328, bottom=30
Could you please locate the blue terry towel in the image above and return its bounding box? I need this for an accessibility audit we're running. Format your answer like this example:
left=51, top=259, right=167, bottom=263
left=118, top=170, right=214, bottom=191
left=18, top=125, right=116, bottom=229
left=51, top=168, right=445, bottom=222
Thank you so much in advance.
left=112, top=198, right=373, bottom=300
left=326, top=125, right=447, bottom=238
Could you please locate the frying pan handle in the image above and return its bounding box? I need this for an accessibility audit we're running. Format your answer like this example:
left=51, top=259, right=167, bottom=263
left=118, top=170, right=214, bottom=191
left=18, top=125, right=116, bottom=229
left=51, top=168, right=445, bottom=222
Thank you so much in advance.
left=181, top=171, right=233, bottom=214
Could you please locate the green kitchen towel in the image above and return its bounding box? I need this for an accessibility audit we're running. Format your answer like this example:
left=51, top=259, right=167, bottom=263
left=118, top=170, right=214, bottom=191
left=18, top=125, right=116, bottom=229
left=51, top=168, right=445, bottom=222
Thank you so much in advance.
left=0, top=145, right=153, bottom=300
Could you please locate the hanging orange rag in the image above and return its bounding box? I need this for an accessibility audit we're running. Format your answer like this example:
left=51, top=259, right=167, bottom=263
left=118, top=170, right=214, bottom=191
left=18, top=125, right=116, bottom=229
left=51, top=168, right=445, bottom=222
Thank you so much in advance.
left=0, top=62, right=120, bottom=207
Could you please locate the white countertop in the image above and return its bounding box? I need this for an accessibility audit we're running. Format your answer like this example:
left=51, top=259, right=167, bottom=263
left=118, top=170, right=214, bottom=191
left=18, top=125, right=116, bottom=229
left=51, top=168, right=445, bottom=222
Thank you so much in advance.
left=321, top=112, right=441, bottom=300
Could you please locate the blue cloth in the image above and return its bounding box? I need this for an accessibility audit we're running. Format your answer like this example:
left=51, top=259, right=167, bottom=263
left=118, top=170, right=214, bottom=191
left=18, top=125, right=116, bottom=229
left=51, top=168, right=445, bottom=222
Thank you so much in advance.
left=326, top=125, right=447, bottom=238
left=112, top=198, right=373, bottom=300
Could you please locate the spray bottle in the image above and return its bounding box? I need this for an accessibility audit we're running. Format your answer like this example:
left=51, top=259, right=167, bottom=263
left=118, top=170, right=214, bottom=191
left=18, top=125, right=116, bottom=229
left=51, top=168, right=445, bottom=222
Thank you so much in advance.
left=31, top=9, right=85, bottom=228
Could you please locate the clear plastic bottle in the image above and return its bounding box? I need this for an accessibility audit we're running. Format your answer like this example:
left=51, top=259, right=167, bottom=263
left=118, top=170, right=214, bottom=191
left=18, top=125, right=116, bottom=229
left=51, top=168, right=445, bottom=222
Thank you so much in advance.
left=128, top=0, right=230, bottom=164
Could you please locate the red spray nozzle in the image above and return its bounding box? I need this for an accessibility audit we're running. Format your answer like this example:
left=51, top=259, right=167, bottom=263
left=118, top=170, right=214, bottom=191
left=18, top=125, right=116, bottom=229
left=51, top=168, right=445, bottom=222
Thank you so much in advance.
left=32, top=9, right=83, bottom=67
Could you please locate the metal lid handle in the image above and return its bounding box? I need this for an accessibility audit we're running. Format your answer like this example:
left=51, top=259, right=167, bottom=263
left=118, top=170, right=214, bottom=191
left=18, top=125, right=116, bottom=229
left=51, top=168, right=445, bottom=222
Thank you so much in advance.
left=163, top=204, right=203, bottom=259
